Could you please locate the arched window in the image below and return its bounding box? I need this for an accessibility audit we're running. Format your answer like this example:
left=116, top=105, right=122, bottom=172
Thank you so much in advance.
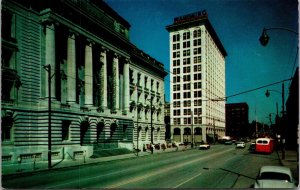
left=173, top=128, right=181, bottom=135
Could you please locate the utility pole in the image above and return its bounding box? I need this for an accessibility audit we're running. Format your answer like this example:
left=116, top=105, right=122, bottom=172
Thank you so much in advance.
left=44, top=64, right=52, bottom=169
left=213, top=118, right=216, bottom=144
left=191, top=110, right=194, bottom=148
left=281, top=82, right=285, bottom=160
left=150, top=96, right=153, bottom=154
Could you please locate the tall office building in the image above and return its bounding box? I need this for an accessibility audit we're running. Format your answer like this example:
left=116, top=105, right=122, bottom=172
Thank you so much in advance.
left=166, top=10, right=227, bottom=143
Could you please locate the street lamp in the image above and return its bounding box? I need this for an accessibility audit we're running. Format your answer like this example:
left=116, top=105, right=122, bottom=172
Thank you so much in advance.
left=259, top=27, right=298, bottom=46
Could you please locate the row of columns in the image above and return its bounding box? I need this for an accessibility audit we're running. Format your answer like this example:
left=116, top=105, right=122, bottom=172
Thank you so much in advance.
left=44, top=23, right=130, bottom=113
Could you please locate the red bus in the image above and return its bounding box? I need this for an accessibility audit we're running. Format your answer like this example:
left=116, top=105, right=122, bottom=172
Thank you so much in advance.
left=255, top=138, right=275, bottom=154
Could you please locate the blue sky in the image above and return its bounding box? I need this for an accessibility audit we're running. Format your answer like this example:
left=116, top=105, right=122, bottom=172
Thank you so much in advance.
left=105, top=0, right=298, bottom=124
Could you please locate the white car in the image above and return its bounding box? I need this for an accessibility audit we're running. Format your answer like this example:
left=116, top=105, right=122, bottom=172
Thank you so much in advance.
left=199, top=143, right=210, bottom=150
left=236, top=141, right=245, bottom=148
left=254, top=166, right=297, bottom=188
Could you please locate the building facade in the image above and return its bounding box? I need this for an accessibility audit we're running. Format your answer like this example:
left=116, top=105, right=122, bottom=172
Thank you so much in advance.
left=225, top=103, right=249, bottom=138
left=285, top=67, right=299, bottom=150
left=166, top=11, right=227, bottom=144
left=1, top=0, right=167, bottom=164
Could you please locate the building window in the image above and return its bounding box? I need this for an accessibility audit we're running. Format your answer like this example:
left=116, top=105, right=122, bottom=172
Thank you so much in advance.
left=173, top=76, right=180, bottom=83
left=184, top=118, right=191, bottom=124
left=173, top=118, right=181, bottom=125
left=173, top=68, right=180, bottom=75
left=183, top=31, right=190, bottom=40
left=194, top=47, right=201, bottom=55
left=183, top=58, right=190, bottom=65
left=183, top=92, right=191, bottom=98
left=173, top=84, right=180, bottom=91
left=183, top=66, right=190, bottom=74
left=194, top=100, right=202, bottom=106
left=193, top=29, right=201, bottom=38
left=194, top=56, right=201, bottom=63
left=194, top=91, right=202, bottom=98
left=184, top=109, right=191, bottom=115
left=183, top=75, right=190, bottom=82
left=194, top=65, right=201, bottom=72
left=183, top=41, right=190, bottom=48
left=173, top=34, right=180, bottom=42
left=194, top=108, right=202, bottom=115
left=193, top=39, right=201, bottom=46
left=123, top=125, right=128, bottom=140
left=183, top=50, right=190, bottom=57
left=1, top=115, right=14, bottom=142
left=173, top=43, right=180, bottom=50
left=194, top=73, right=201, bottom=80
left=173, top=59, right=180, bottom=66
left=173, top=93, right=181, bottom=99
left=62, top=120, right=71, bottom=141
left=2, top=10, right=15, bottom=40
left=194, top=82, right=201, bottom=89
left=183, top=83, right=190, bottom=90
left=173, top=109, right=181, bottom=116
left=173, top=101, right=180, bottom=108
left=173, top=51, right=180, bottom=58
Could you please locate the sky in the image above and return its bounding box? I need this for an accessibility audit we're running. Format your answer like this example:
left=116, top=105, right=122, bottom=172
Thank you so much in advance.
left=105, top=0, right=299, bottom=124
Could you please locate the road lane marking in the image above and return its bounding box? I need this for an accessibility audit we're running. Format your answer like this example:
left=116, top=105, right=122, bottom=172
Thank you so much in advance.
left=172, top=172, right=202, bottom=188
left=105, top=148, right=233, bottom=188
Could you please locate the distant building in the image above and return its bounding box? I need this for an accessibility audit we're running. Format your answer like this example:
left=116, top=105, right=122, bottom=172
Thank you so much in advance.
left=166, top=10, right=227, bottom=144
left=226, top=103, right=249, bottom=137
left=285, top=67, right=299, bottom=150
left=1, top=0, right=167, bottom=165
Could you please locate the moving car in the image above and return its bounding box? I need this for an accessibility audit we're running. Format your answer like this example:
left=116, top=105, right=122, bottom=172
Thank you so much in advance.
left=199, top=143, right=210, bottom=150
left=236, top=141, right=246, bottom=148
left=254, top=166, right=297, bottom=188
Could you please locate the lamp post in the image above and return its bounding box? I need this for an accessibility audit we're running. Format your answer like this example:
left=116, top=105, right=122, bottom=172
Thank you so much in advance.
left=265, top=83, right=285, bottom=159
left=43, top=64, right=53, bottom=169
left=260, top=26, right=298, bottom=160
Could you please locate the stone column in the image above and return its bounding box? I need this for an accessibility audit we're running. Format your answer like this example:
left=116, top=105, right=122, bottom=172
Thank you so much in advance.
left=66, top=31, right=76, bottom=103
left=112, top=53, right=120, bottom=112
left=180, top=127, right=184, bottom=143
left=123, top=59, right=130, bottom=114
left=45, top=23, right=56, bottom=99
left=84, top=40, right=93, bottom=106
left=100, top=47, right=108, bottom=110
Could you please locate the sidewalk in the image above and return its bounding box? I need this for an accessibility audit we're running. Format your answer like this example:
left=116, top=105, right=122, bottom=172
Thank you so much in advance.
left=2, top=146, right=190, bottom=176
left=277, top=149, right=299, bottom=181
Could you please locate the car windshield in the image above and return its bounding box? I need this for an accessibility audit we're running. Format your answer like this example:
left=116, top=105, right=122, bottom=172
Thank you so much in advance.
left=260, top=172, right=291, bottom=182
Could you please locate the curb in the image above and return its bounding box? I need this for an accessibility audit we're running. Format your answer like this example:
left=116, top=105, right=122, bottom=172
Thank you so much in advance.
left=2, top=147, right=187, bottom=177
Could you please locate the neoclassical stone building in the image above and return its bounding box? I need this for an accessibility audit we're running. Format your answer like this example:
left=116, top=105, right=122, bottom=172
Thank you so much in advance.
left=1, top=0, right=167, bottom=164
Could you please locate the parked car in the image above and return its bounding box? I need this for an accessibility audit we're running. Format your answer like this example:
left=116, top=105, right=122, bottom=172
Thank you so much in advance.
left=254, top=166, right=297, bottom=188
left=236, top=141, right=246, bottom=148
left=224, top=140, right=233, bottom=145
left=199, top=143, right=210, bottom=150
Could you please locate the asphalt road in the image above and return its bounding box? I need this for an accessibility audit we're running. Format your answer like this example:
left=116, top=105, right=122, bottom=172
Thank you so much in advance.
left=2, top=144, right=282, bottom=189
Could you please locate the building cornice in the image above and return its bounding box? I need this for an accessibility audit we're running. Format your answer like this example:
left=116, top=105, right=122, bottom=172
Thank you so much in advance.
left=166, top=16, right=227, bottom=57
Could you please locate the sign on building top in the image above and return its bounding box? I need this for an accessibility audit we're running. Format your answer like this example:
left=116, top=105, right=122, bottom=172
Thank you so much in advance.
left=174, top=10, right=207, bottom=24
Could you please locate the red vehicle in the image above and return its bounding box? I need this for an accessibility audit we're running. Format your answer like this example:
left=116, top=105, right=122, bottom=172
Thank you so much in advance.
left=255, top=138, right=275, bottom=154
